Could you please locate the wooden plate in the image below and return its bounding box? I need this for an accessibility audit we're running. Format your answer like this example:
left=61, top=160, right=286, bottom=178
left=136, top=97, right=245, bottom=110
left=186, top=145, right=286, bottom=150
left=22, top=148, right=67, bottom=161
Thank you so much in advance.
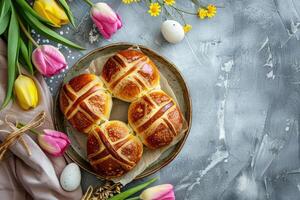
left=53, top=43, right=192, bottom=180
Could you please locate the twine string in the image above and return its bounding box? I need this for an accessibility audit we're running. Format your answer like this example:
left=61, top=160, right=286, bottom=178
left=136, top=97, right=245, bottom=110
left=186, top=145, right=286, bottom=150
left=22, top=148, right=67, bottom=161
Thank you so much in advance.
left=4, top=115, right=30, bottom=156
left=0, top=111, right=46, bottom=160
left=81, top=186, right=93, bottom=200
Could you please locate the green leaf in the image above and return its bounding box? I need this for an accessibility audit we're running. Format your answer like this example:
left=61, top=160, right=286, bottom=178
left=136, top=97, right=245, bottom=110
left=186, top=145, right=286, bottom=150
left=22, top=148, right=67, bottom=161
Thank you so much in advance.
left=27, top=30, right=35, bottom=74
left=14, top=0, right=53, bottom=26
left=0, top=10, right=10, bottom=35
left=108, top=178, right=158, bottom=200
left=58, top=0, right=76, bottom=27
left=0, top=0, right=11, bottom=35
left=22, top=11, right=85, bottom=50
left=0, top=0, right=10, bottom=21
left=19, top=38, right=34, bottom=75
left=82, top=0, right=94, bottom=7
left=1, top=1, right=20, bottom=109
left=18, top=54, right=26, bottom=67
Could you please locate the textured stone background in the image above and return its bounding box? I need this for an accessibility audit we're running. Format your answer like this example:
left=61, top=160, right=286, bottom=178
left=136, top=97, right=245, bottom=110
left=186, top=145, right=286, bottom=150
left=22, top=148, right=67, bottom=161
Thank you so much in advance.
left=44, top=0, right=300, bottom=199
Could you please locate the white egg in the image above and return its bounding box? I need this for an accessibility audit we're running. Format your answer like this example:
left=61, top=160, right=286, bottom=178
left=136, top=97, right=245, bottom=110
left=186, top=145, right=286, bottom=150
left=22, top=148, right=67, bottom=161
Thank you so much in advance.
left=161, top=20, right=185, bottom=44
left=60, top=163, right=81, bottom=192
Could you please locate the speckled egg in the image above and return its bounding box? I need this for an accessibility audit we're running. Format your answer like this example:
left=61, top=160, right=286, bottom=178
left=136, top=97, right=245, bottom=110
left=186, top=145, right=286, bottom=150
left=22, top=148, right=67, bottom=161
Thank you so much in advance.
left=161, top=20, right=185, bottom=44
left=60, top=163, right=81, bottom=191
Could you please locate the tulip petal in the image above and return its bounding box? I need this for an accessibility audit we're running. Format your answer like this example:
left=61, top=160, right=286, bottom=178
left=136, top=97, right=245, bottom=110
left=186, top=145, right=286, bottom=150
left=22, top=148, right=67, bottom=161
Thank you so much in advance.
left=38, top=134, right=62, bottom=155
left=56, top=140, right=70, bottom=154
left=14, top=75, right=39, bottom=110
left=33, top=1, right=60, bottom=27
left=140, top=184, right=175, bottom=200
left=43, top=129, right=71, bottom=143
left=91, top=14, right=111, bottom=39
left=116, top=14, right=122, bottom=29
left=42, top=45, right=67, bottom=63
left=90, top=3, right=122, bottom=39
left=158, top=190, right=175, bottom=200
left=32, top=45, right=67, bottom=77
left=37, top=130, right=70, bottom=156
left=44, top=5, right=63, bottom=27
left=45, top=4, right=69, bottom=25
left=92, top=14, right=118, bottom=39
left=33, top=0, right=69, bottom=27
left=92, top=9, right=118, bottom=24
left=55, top=139, right=68, bottom=151
left=33, top=1, right=58, bottom=27
left=32, top=48, right=47, bottom=74
left=42, top=46, right=67, bottom=74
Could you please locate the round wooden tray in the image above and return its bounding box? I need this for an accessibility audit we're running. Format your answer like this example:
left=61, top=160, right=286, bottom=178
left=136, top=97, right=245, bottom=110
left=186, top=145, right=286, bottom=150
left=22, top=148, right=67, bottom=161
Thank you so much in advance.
left=53, top=43, right=192, bottom=180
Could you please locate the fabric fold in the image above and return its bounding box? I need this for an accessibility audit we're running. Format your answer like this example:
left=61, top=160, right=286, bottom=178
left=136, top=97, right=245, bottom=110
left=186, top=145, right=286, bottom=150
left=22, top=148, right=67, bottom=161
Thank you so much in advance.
left=0, top=39, right=82, bottom=200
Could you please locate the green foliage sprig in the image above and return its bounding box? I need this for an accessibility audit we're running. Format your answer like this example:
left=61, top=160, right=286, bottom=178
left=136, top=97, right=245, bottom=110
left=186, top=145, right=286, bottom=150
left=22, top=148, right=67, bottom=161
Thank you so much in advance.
left=0, top=0, right=84, bottom=109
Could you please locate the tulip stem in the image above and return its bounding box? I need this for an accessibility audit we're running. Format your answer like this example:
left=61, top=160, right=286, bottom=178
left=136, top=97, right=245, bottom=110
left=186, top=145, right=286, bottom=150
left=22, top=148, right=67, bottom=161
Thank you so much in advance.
left=125, top=197, right=140, bottom=200
left=17, top=17, right=39, bottom=48
left=108, top=177, right=158, bottom=200
left=16, top=62, right=22, bottom=76
left=17, top=123, right=40, bottom=135
left=82, top=0, right=94, bottom=7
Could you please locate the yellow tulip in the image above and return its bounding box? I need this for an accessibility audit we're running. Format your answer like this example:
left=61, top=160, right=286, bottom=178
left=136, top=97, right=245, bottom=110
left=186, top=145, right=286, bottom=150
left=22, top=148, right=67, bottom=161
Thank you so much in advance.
left=33, top=0, right=69, bottom=27
left=14, top=75, right=39, bottom=110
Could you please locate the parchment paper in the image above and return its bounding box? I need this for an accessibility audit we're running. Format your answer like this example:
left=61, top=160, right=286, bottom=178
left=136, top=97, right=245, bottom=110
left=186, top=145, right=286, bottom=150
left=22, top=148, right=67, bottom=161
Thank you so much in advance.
left=69, top=47, right=187, bottom=185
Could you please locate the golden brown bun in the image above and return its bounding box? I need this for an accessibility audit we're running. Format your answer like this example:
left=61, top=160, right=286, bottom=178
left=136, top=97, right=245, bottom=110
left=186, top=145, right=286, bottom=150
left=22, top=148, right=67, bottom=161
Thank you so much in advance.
left=59, top=74, right=112, bottom=134
left=101, top=49, right=160, bottom=102
left=128, top=90, right=183, bottom=149
left=87, top=121, right=143, bottom=178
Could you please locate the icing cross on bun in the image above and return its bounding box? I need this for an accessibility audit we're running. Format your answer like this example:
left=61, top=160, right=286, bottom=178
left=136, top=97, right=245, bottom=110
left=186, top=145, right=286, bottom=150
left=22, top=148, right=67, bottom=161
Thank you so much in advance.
left=128, top=90, right=184, bottom=149
left=59, top=48, right=186, bottom=179
left=59, top=74, right=112, bottom=134
left=87, top=121, right=143, bottom=178
left=101, top=49, right=160, bottom=102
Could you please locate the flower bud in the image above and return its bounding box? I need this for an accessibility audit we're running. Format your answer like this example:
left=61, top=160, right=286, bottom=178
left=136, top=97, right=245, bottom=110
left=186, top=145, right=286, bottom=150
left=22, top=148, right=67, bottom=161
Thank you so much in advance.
left=90, top=3, right=122, bottom=39
left=140, top=184, right=175, bottom=200
left=38, top=129, right=71, bottom=157
left=32, top=45, right=67, bottom=77
left=33, top=0, right=69, bottom=27
left=14, top=75, right=39, bottom=110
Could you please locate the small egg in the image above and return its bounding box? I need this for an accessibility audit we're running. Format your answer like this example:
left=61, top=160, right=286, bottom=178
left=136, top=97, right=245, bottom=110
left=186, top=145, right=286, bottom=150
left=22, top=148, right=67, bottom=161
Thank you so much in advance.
left=60, top=163, right=81, bottom=192
left=161, top=20, right=185, bottom=44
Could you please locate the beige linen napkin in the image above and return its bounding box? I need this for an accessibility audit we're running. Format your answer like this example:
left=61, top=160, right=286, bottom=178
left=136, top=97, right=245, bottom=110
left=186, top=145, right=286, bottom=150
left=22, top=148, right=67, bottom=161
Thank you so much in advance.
left=0, top=39, right=82, bottom=200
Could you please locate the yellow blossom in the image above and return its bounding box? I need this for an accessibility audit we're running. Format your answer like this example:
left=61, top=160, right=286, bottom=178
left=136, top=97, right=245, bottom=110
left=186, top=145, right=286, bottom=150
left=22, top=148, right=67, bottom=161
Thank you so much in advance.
left=183, top=24, right=192, bottom=33
left=14, top=75, right=39, bottom=110
left=33, top=0, right=69, bottom=27
left=148, top=3, right=161, bottom=17
left=164, top=0, right=175, bottom=6
left=207, top=4, right=217, bottom=18
left=122, top=0, right=134, bottom=4
left=198, top=8, right=208, bottom=19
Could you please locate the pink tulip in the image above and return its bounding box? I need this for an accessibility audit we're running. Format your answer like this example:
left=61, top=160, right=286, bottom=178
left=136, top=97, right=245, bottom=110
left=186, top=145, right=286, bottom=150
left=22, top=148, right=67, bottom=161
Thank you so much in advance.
left=90, top=2, right=122, bottom=39
left=37, top=129, right=71, bottom=157
left=139, top=184, right=175, bottom=200
left=32, top=45, right=67, bottom=77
